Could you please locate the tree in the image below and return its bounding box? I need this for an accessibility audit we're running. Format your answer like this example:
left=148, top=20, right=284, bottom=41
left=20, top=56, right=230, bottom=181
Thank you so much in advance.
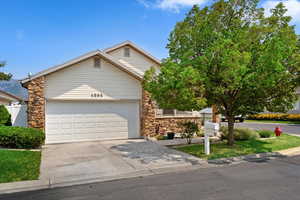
left=0, top=105, right=11, bottom=126
left=0, top=61, right=12, bottom=80
left=144, top=0, right=300, bottom=146
left=179, top=121, right=199, bottom=144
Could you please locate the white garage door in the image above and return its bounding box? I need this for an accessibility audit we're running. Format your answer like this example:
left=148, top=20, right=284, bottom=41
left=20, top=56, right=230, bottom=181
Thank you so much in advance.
left=45, top=101, right=140, bottom=144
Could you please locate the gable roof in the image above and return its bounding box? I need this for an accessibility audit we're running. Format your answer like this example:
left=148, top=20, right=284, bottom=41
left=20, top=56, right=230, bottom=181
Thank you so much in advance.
left=21, top=50, right=143, bottom=85
left=0, top=89, right=23, bottom=102
left=0, top=80, right=28, bottom=100
left=103, top=40, right=162, bottom=65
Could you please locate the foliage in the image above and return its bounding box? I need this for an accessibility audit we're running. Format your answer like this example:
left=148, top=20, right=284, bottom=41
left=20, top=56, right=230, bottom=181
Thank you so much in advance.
left=0, top=126, right=45, bottom=149
left=257, top=130, right=273, bottom=138
left=246, top=120, right=300, bottom=124
left=0, top=105, right=11, bottom=126
left=143, top=0, right=300, bottom=146
left=248, top=113, right=300, bottom=121
left=0, top=61, right=12, bottom=81
left=179, top=121, right=199, bottom=144
left=220, top=126, right=259, bottom=141
left=196, top=128, right=204, bottom=137
left=155, top=135, right=167, bottom=140
left=0, top=150, right=41, bottom=183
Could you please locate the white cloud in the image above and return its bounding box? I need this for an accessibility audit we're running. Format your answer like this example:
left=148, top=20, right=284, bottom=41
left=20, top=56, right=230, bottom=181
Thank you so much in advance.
left=157, top=0, right=207, bottom=12
left=137, top=0, right=207, bottom=13
left=137, top=0, right=151, bottom=8
left=262, top=0, right=300, bottom=24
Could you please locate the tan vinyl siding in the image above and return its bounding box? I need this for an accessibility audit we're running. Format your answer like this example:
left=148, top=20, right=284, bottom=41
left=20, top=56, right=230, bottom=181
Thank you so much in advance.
left=108, top=46, right=159, bottom=74
left=45, top=57, right=141, bottom=100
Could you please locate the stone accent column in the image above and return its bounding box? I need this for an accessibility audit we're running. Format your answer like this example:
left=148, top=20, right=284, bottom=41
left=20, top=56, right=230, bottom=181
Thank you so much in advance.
left=27, top=76, right=45, bottom=130
left=141, top=90, right=202, bottom=137
left=141, top=90, right=157, bottom=137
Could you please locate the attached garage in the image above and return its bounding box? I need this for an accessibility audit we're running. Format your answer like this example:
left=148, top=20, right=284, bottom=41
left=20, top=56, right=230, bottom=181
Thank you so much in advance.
left=45, top=100, right=140, bottom=144
left=22, top=41, right=162, bottom=144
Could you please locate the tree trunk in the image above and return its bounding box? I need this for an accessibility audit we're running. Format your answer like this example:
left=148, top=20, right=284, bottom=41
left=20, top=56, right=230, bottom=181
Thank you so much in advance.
left=212, top=105, right=220, bottom=123
left=227, top=116, right=235, bottom=146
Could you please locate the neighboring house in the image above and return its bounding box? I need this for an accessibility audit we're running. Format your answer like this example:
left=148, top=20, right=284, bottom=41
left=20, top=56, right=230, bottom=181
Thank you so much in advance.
left=0, top=89, right=22, bottom=105
left=289, top=87, right=300, bottom=114
left=0, top=88, right=27, bottom=127
left=0, top=80, right=28, bottom=104
left=21, top=41, right=203, bottom=144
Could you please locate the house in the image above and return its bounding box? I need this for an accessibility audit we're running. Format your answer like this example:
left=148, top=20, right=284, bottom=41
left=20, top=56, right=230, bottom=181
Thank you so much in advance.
left=0, top=89, right=23, bottom=105
left=21, top=41, right=203, bottom=144
left=289, top=87, right=300, bottom=114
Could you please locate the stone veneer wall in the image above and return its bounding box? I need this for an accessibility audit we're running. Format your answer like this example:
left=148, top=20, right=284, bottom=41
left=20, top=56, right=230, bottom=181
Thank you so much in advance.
left=27, top=76, right=45, bottom=130
left=141, top=90, right=202, bottom=137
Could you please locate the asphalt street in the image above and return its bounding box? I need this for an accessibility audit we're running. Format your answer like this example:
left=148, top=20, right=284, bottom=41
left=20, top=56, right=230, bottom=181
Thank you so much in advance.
left=1, top=155, right=300, bottom=200
left=229, top=122, right=300, bottom=135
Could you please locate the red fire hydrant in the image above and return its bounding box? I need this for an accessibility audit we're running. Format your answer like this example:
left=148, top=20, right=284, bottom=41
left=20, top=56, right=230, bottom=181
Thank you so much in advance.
left=274, top=126, right=282, bottom=137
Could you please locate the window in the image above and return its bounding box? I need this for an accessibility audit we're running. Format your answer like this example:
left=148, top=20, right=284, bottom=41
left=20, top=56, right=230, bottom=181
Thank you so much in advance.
left=162, top=109, right=175, bottom=116
left=94, top=57, right=101, bottom=68
left=124, top=47, right=130, bottom=57
left=156, top=108, right=197, bottom=117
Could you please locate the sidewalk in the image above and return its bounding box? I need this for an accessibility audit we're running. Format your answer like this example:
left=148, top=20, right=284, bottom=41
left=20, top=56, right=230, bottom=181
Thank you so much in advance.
left=153, top=137, right=220, bottom=146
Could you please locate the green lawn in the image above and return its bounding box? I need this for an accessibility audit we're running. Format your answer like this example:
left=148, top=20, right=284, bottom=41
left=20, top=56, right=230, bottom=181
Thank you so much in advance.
left=245, top=120, right=300, bottom=124
left=175, top=134, right=300, bottom=160
left=0, top=150, right=41, bottom=183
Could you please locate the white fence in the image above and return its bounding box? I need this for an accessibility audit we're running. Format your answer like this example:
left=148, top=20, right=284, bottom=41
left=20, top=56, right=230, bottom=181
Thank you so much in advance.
left=5, top=105, right=27, bottom=127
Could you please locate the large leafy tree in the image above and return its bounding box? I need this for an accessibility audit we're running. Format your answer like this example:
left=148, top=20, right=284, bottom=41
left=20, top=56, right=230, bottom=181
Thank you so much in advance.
left=0, top=61, right=12, bottom=80
left=144, top=0, right=300, bottom=145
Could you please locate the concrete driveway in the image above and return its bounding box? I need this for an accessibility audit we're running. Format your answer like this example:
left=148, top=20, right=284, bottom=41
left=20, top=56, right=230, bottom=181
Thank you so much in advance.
left=40, top=139, right=205, bottom=185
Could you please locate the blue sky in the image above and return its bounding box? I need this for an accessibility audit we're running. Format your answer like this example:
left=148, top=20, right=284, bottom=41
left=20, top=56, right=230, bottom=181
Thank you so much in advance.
left=1, top=0, right=300, bottom=79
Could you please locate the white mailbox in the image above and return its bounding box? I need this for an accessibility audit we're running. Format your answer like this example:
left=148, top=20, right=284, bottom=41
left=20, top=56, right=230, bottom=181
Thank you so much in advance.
left=204, top=122, right=219, bottom=136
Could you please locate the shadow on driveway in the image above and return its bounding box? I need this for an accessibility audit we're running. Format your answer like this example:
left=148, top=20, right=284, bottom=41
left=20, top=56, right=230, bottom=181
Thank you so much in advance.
left=106, top=140, right=205, bottom=167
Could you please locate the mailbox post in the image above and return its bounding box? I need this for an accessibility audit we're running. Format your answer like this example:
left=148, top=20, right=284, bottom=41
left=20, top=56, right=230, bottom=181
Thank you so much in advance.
left=204, top=122, right=219, bottom=155
left=204, top=132, right=210, bottom=155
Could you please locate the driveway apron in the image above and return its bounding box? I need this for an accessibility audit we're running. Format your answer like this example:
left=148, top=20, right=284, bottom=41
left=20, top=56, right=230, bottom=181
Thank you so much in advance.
left=40, top=139, right=204, bottom=184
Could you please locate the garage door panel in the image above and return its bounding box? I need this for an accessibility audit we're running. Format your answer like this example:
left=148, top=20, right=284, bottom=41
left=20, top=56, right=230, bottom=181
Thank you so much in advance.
left=45, top=101, right=140, bottom=143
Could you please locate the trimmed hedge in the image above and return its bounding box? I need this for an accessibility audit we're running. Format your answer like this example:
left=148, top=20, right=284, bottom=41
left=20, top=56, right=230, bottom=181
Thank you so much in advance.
left=247, top=113, right=300, bottom=121
left=220, top=126, right=260, bottom=141
left=0, top=126, right=45, bottom=149
left=0, top=105, right=12, bottom=126
left=257, top=130, right=273, bottom=138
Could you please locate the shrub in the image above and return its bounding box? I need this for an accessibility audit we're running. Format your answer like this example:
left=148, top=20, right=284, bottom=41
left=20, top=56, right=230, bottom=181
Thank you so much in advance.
left=220, top=127, right=259, bottom=141
left=196, top=129, right=204, bottom=137
left=247, top=113, right=300, bottom=121
left=179, top=121, right=199, bottom=144
left=155, top=135, right=166, bottom=140
left=0, top=126, right=45, bottom=149
left=257, top=130, right=273, bottom=138
left=0, top=105, right=11, bottom=126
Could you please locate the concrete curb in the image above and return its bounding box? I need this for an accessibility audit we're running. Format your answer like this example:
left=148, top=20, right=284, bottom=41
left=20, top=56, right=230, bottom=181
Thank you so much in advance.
left=286, top=133, right=300, bottom=137
left=0, top=163, right=208, bottom=195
